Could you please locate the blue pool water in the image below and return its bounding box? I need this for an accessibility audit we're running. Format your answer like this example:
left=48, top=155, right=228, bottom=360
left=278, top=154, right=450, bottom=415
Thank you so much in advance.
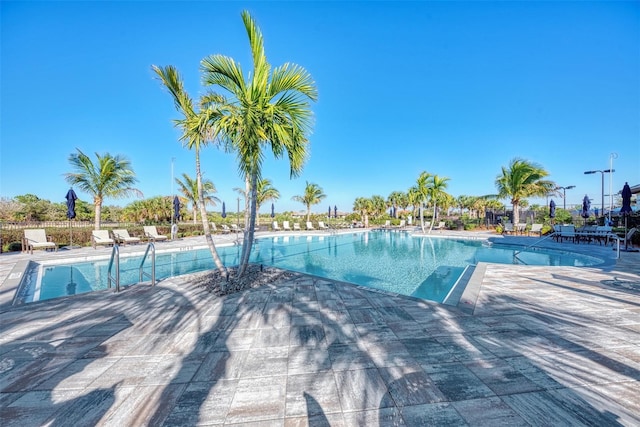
left=27, top=231, right=602, bottom=304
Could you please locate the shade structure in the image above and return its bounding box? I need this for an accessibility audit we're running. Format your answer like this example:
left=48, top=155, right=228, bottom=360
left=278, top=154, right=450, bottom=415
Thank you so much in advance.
left=581, top=195, right=591, bottom=219
left=549, top=200, right=556, bottom=218
left=271, top=203, right=275, bottom=218
left=173, top=195, right=180, bottom=222
left=221, top=202, right=226, bottom=218
left=65, top=188, right=77, bottom=219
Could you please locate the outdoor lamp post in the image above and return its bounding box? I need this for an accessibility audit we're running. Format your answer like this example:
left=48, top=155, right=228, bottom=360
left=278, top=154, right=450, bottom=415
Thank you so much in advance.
left=584, top=169, right=614, bottom=218
left=557, top=185, right=575, bottom=210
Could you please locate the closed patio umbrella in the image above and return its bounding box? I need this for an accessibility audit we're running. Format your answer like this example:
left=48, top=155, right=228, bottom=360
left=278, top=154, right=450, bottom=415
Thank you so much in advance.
left=173, top=195, right=181, bottom=222
left=271, top=203, right=275, bottom=218
left=549, top=199, right=556, bottom=224
left=619, top=182, right=636, bottom=252
left=65, top=188, right=77, bottom=248
left=328, top=205, right=331, bottom=218
left=334, top=205, right=338, bottom=219
left=581, top=195, right=591, bottom=224
left=221, top=202, right=226, bottom=218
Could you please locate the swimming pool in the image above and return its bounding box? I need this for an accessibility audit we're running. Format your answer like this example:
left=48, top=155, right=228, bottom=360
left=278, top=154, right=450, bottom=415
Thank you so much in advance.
left=20, top=231, right=603, bottom=304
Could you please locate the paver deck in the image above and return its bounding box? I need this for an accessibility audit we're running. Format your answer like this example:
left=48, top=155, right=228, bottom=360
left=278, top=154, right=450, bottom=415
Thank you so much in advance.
left=1, top=230, right=639, bottom=426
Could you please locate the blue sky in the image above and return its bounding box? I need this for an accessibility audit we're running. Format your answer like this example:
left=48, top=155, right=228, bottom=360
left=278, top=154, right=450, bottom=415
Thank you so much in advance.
left=2, top=1, right=639, bottom=214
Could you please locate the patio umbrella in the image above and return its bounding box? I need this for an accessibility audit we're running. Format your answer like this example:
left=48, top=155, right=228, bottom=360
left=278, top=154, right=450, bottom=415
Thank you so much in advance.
left=65, top=188, right=77, bottom=248
left=328, top=205, right=331, bottom=218
left=549, top=199, right=556, bottom=222
left=334, top=205, right=338, bottom=219
left=271, top=203, right=275, bottom=218
left=173, top=195, right=181, bottom=222
left=620, top=182, right=634, bottom=251
left=221, top=202, right=226, bottom=218
left=581, top=195, right=591, bottom=223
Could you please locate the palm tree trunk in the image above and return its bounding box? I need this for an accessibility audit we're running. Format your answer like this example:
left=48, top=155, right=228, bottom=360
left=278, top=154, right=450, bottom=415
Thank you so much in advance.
left=420, top=204, right=425, bottom=233
left=237, top=170, right=258, bottom=277
left=94, top=197, right=102, bottom=230
left=428, top=204, right=436, bottom=233
left=195, top=149, right=227, bottom=279
left=193, top=207, right=197, bottom=224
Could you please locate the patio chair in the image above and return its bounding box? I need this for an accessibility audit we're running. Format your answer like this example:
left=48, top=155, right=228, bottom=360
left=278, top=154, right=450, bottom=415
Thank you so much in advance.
left=220, top=224, right=231, bottom=234
left=272, top=221, right=281, bottom=231
left=433, top=221, right=446, bottom=230
left=621, top=227, right=637, bottom=248
left=383, top=220, right=391, bottom=228
left=112, top=229, right=141, bottom=245
left=230, top=224, right=243, bottom=232
left=283, top=221, right=292, bottom=231
left=502, top=222, right=514, bottom=235
left=396, top=219, right=406, bottom=229
left=318, top=221, right=329, bottom=230
left=293, top=222, right=301, bottom=231
left=529, top=223, right=543, bottom=237
left=23, top=229, right=58, bottom=254
left=515, top=223, right=527, bottom=235
left=91, top=230, right=115, bottom=249
left=143, top=226, right=168, bottom=242
left=306, top=221, right=315, bottom=230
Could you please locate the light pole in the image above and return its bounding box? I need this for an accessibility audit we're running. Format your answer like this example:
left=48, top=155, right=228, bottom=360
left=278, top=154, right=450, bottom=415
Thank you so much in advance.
left=584, top=169, right=614, bottom=218
left=557, top=185, right=575, bottom=210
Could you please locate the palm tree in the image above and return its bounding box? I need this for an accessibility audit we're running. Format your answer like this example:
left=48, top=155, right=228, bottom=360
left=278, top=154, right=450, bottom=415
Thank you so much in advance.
left=426, top=174, right=450, bottom=232
left=175, top=172, right=219, bottom=224
left=292, top=181, right=326, bottom=222
left=65, top=149, right=142, bottom=230
left=353, top=197, right=373, bottom=228
left=495, top=158, right=555, bottom=224
left=200, top=10, right=317, bottom=276
left=255, top=178, right=280, bottom=225
left=153, top=64, right=227, bottom=274
left=415, top=171, right=431, bottom=233
left=387, top=191, right=407, bottom=218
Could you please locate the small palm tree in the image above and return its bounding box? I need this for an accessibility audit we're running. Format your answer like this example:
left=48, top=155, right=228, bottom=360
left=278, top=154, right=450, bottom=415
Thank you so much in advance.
left=426, top=174, right=450, bottom=232
left=415, top=171, right=431, bottom=233
left=153, top=64, right=227, bottom=275
left=65, top=149, right=143, bottom=230
left=175, top=173, right=220, bottom=224
left=353, top=197, right=373, bottom=228
left=495, top=158, right=555, bottom=224
left=292, top=181, right=326, bottom=222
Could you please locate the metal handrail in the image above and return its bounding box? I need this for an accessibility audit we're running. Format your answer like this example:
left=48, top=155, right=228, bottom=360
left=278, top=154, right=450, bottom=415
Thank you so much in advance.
left=107, top=244, right=120, bottom=292
left=513, top=232, right=558, bottom=256
left=139, top=242, right=156, bottom=285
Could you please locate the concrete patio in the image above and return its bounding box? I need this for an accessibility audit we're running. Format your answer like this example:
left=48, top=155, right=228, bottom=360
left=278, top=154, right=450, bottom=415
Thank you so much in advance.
left=1, top=231, right=639, bottom=426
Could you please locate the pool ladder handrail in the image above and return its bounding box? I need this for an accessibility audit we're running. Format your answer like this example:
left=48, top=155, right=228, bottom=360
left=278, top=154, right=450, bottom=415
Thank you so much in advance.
left=139, top=242, right=156, bottom=285
left=107, top=244, right=120, bottom=292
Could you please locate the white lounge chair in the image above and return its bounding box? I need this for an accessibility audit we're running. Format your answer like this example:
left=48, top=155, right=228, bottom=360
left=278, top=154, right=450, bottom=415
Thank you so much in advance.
left=273, top=221, right=281, bottom=231
left=306, top=221, right=315, bottom=230
left=529, top=223, right=543, bottom=237
left=220, top=224, right=231, bottom=234
left=621, top=227, right=637, bottom=249
left=383, top=220, right=391, bottom=229
left=283, top=221, right=292, bottom=231
left=318, top=221, right=329, bottom=230
left=230, top=224, right=243, bottom=232
left=502, top=222, right=514, bottom=235
left=23, top=229, right=58, bottom=254
left=91, top=230, right=114, bottom=249
left=112, top=229, right=141, bottom=245
left=143, top=226, right=168, bottom=242
left=433, top=221, right=446, bottom=230
left=396, top=220, right=406, bottom=229
left=293, top=223, right=301, bottom=231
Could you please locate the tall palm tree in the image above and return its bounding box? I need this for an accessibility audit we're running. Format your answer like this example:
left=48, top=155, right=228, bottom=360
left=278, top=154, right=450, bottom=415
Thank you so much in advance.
left=426, top=174, right=450, bottom=232
left=175, top=172, right=219, bottom=224
left=153, top=64, right=227, bottom=274
left=200, top=10, right=317, bottom=276
left=495, top=158, right=555, bottom=224
left=292, top=181, right=326, bottom=222
left=415, top=171, right=432, bottom=233
left=65, top=149, right=142, bottom=230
